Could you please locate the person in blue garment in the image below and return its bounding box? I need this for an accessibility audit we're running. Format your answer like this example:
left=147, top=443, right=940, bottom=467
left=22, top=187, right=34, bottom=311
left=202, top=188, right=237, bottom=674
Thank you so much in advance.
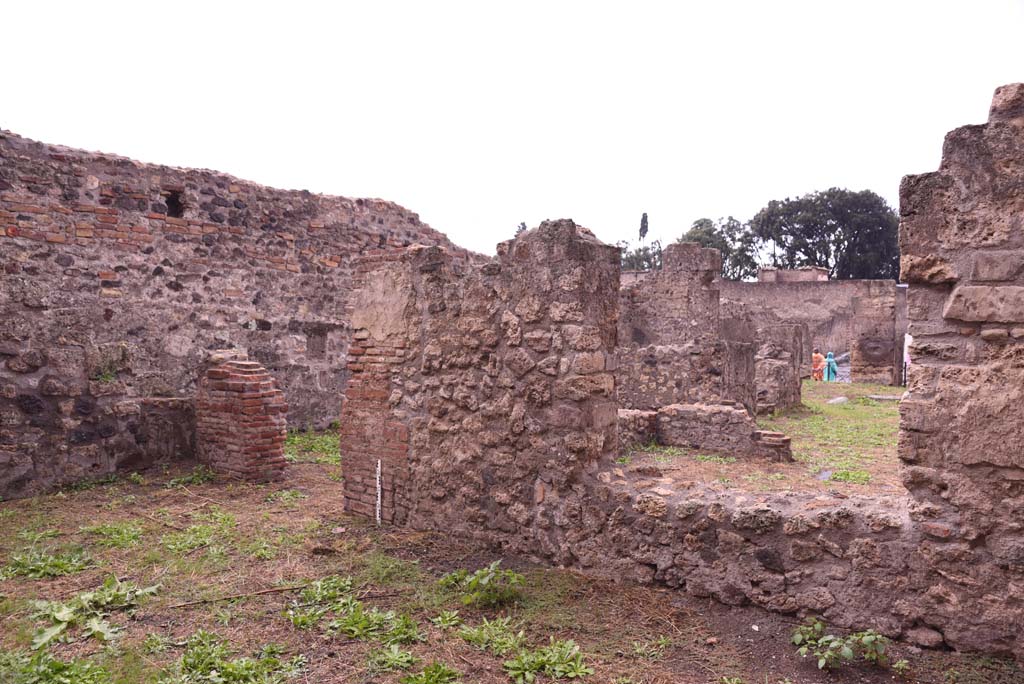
left=824, top=351, right=839, bottom=382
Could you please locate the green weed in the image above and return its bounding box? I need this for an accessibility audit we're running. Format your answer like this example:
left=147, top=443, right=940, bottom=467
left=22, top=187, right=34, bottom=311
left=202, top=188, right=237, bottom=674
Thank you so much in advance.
left=30, top=576, right=159, bottom=649
left=503, top=638, right=594, bottom=683
left=165, top=466, right=215, bottom=488
left=439, top=561, right=524, bottom=608
left=157, top=630, right=304, bottom=683
left=82, top=521, right=143, bottom=548
left=368, top=644, right=417, bottom=673
left=0, top=650, right=112, bottom=684
left=3, top=548, right=93, bottom=579
left=161, top=525, right=215, bottom=553
left=401, top=661, right=460, bottom=684
left=430, top=610, right=462, bottom=629
left=283, top=431, right=340, bottom=465
left=457, top=617, right=526, bottom=656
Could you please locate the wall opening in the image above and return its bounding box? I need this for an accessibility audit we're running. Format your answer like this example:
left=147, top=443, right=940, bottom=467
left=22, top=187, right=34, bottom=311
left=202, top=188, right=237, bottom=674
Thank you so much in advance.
left=164, top=190, right=184, bottom=218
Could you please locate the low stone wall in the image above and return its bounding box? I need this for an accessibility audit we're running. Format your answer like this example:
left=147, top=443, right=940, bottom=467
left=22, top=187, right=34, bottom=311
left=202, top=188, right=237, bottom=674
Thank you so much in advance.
left=195, top=353, right=287, bottom=481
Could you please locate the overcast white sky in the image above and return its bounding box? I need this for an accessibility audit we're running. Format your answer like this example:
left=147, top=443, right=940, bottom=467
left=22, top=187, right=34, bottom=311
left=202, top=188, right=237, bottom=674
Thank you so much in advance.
left=3, top=1, right=1023, bottom=254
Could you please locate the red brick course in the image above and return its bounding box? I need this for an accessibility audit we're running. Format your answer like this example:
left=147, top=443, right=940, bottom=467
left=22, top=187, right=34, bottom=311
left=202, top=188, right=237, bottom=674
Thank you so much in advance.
left=195, top=354, right=287, bottom=481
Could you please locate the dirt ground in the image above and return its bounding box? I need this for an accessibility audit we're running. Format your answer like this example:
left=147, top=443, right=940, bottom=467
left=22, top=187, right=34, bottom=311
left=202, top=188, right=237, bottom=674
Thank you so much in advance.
left=626, top=381, right=905, bottom=495
left=1, top=430, right=1022, bottom=683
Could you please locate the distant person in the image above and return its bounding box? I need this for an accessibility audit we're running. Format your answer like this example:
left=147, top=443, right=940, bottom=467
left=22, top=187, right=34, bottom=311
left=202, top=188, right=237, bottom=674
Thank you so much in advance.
left=824, top=351, right=839, bottom=382
left=812, top=347, right=825, bottom=381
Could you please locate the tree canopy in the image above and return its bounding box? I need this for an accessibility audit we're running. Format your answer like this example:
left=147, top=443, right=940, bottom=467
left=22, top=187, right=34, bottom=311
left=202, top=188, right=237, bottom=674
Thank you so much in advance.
left=678, top=217, right=759, bottom=281
left=670, top=188, right=898, bottom=281
left=749, top=188, right=899, bottom=280
left=618, top=239, right=662, bottom=271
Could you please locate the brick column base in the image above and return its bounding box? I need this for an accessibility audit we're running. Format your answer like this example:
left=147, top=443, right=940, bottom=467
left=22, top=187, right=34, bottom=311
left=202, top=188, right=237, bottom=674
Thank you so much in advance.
left=195, top=351, right=287, bottom=481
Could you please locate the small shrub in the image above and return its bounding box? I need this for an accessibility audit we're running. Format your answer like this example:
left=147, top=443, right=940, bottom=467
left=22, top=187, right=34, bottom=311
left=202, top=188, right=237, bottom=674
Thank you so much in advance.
left=368, top=645, right=416, bottom=673
left=439, top=561, right=524, bottom=608
left=792, top=617, right=893, bottom=670
left=401, top=661, right=460, bottom=684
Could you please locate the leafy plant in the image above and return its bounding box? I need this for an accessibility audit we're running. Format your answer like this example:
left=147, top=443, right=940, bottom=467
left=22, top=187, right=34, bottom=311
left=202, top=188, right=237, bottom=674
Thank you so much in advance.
left=165, top=466, right=215, bottom=488
left=17, top=528, right=60, bottom=543
left=439, top=561, right=524, bottom=608
left=265, top=489, right=308, bottom=504
left=327, top=604, right=393, bottom=640
left=3, top=548, right=93, bottom=579
left=0, top=649, right=112, bottom=684
left=300, top=575, right=353, bottom=605
left=430, top=610, right=462, bottom=629
left=631, top=635, right=671, bottom=659
left=82, top=521, right=143, bottom=548
left=504, top=639, right=594, bottom=683
left=829, top=469, right=871, bottom=484
left=157, top=630, right=305, bottom=684
left=368, top=645, right=417, bottom=673
left=457, top=617, right=526, bottom=656
left=30, top=576, right=160, bottom=649
left=401, top=661, right=460, bottom=684
left=792, top=617, right=893, bottom=670
left=161, top=525, right=215, bottom=553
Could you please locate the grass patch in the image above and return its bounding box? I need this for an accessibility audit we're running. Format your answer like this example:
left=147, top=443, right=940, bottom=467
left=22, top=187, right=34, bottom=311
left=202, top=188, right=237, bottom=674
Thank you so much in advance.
left=165, top=466, right=215, bottom=488
left=2, top=548, right=93, bottom=579
left=284, top=430, right=340, bottom=465
left=82, top=521, right=144, bottom=548
left=158, top=630, right=305, bottom=683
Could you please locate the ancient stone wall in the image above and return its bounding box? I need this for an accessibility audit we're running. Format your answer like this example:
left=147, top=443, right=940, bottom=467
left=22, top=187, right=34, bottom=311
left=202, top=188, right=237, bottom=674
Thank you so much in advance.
left=194, top=352, right=287, bottom=481
left=753, top=323, right=806, bottom=414
left=341, top=220, right=621, bottom=556
left=617, top=243, right=756, bottom=412
left=757, top=266, right=829, bottom=283
left=0, top=130, right=467, bottom=497
left=720, top=278, right=904, bottom=383
left=897, top=82, right=1024, bottom=656
left=340, top=93, right=1024, bottom=660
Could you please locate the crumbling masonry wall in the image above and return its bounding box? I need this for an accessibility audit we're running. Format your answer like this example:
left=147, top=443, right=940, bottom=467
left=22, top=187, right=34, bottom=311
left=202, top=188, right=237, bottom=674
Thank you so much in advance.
left=0, top=130, right=466, bottom=497
left=341, top=220, right=620, bottom=556
left=617, top=243, right=756, bottom=413
left=720, top=278, right=904, bottom=384
left=897, top=83, right=1024, bottom=655
left=344, top=99, right=1024, bottom=659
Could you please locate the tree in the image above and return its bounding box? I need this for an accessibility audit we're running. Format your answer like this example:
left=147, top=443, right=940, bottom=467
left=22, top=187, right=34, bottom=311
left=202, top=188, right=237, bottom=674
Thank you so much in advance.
left=639, top=212, right=649, bottom=242
left=618, top=239, right=662, bottom=271
left=749, top=188, right=899, bottom=280
left=515, top=222, right=527, bottom=236
left=678, top=217, right=759, bottom=281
